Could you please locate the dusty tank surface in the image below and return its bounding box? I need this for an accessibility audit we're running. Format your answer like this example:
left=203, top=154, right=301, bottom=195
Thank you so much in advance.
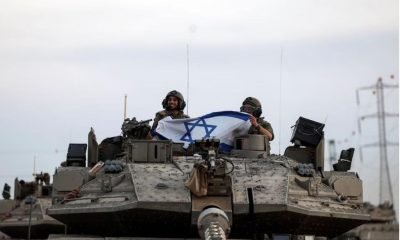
left=0, top=173, right=65, bottom=239
left=47, top=116, right=371, bottom=240
left=334, top=201, right=399, bottom=240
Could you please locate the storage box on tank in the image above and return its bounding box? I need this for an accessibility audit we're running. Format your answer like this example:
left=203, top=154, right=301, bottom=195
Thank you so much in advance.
left=290, top=117, right=325, bottom=147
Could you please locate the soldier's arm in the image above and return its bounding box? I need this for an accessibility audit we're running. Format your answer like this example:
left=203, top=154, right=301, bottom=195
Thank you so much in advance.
left=147, top=115, right=160, bottom=139
left=256, top=124, right=273, bottom=141
left=249, top=116, right=273, bottom=140
left=151, top=115, right=160, bottom=131
left=254, top=120, right=274, bottom=141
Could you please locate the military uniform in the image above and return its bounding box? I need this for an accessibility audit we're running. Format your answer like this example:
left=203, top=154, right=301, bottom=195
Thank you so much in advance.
left=151, top=90, right=189, bottom=133
left=248, top=117, right=274, bottom=140
left=151, top=110, right=190, bottom=131
left=241, top=97, right=274, bottom=141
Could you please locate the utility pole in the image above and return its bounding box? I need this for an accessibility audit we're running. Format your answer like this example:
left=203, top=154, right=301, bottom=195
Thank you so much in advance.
left=357, top=76, right=398, bottom=204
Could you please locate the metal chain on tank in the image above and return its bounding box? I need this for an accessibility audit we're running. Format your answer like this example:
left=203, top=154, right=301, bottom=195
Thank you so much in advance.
left=204, top=222, right=226, bottom=240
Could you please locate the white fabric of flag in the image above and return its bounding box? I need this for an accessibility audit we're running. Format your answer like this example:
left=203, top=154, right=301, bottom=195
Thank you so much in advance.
left=153, top=111, right=251, bottom=152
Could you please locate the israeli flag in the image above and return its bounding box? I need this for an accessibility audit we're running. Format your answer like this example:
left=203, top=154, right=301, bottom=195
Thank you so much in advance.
left=154, top=111, right=251, bottom=152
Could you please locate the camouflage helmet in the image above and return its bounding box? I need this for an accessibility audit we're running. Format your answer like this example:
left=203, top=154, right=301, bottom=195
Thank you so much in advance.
left=240, top=97, right=262, bottom=117
left=162, top=90, right=186, bottom=110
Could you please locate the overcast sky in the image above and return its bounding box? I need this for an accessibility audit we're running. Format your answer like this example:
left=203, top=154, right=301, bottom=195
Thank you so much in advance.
left=0, top=0, right=398, bottom=216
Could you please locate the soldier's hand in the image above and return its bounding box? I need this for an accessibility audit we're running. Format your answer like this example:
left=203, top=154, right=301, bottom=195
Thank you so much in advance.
left=249, top=115, right=258, bottom=127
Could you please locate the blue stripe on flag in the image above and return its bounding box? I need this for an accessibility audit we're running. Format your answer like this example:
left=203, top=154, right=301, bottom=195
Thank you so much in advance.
left=219, top=143, right=233, bottom=153
left=201, top=111, right=250, bottom=121
left=152, top=130, right=168, bottom=140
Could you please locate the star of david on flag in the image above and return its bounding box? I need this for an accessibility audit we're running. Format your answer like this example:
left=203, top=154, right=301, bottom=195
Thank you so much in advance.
left=153, top=111, right=251, bottom=152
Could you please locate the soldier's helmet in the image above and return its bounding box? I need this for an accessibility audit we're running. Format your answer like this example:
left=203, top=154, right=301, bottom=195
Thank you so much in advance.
left=162, top=90, right=186, bottom=110
left=240, top=97, right=262, bottom=117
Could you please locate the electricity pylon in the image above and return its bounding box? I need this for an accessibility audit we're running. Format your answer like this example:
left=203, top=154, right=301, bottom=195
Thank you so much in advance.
left=357, top=76, right=398, bottom=204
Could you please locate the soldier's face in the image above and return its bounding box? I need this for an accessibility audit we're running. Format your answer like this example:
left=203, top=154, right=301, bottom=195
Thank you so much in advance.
left=240, top=105, right=255, bottom=115
left=167, top=96, right=179, bottom=110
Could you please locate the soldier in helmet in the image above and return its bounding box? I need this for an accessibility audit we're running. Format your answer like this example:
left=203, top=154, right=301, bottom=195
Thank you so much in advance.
left=240, top=97, right=274, bottom=141
left=150, top=90, right=190, bottom=134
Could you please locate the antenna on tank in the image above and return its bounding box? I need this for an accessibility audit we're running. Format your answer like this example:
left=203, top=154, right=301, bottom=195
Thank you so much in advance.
left=186, top=44, right=190, bottom=115
left=124, top=94, right=127, bottom=120
left=278, top=47, right=283, bottom=155
left=32, top=155, right=36, bottom=176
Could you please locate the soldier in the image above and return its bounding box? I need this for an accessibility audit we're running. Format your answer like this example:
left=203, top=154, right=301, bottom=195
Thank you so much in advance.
left=240, top=97, right=274, bottom=141
left=150, top=90, right=190, bottom=134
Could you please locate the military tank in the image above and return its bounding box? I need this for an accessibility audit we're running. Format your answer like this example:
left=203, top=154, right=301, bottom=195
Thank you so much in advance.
left=47, top=116, right=370, bottom=239
left=0, top=188, right=13, bottom=240
left=0, top=173, right=65, bottom=239
left=334, top=201, right=398, bottom=240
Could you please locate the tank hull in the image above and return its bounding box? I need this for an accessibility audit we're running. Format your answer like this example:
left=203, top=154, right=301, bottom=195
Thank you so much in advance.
left=0, top=220, right=65, bottom=239
left=51, top=208, right=191, bottom=238
left=50, top=204, right=369, bottom=238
